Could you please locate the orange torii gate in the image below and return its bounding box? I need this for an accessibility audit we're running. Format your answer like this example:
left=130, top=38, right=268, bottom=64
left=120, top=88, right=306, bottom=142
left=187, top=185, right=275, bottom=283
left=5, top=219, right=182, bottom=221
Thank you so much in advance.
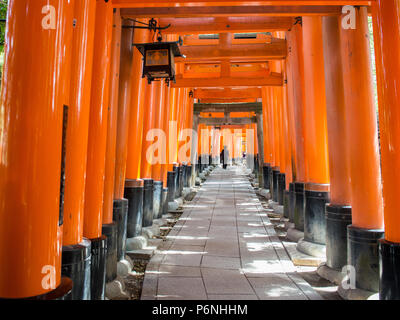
left=1, top=0, right=400, bottom=302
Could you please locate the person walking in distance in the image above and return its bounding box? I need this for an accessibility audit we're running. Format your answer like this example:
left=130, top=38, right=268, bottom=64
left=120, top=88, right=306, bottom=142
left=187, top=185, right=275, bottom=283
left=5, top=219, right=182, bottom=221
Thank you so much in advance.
left=220, top=146, right=229, bottom=169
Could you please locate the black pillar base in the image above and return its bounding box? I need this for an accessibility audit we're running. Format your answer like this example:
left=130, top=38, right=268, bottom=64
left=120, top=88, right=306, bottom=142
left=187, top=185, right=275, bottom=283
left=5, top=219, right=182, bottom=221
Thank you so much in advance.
left=348, top=225, right=384, bottom=292
left=162, top=187, right=168, bottom=216
left=379, top=240, right=400, bottom=300
left=294, top=182, right=305, bottom=231
left=304, top=185, right=330, bottom=245
left=89, top=235, right=107, bottom=300
left=262, top=164, right=271, bottom=190
left=102, top=223, right=117, bottom=283
left=113, top=199, right=128, bottom=261
left=179, top=165, right=184, bottom=197
left=272, top=169, right=280, bottom=202
left=61, top=238, right=91, bottom=300
left=167, top=171, right=175, bottom=203
left=153, top=181, right=163, bottom=220
left=277, top=173, right=286, bottom=205
left=325, top=204, right=352, bottom=271
left=288, top=183, right=296, bottom=223
left=185, top=165, right=192, bottom=187
left=27, top=277, right=73, bottom=300
left=142, top=178, right=154, bottom=227
left=173, top=164, right=179, bottom=199
left=283, top=190, right=290, bottom=219
left=124, top=180, right=144, bottom=239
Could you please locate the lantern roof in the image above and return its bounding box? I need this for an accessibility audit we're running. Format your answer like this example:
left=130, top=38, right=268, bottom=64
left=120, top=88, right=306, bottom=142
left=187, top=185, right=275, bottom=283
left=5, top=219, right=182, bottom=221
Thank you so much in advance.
left=134, top=41, right=183, bottom=58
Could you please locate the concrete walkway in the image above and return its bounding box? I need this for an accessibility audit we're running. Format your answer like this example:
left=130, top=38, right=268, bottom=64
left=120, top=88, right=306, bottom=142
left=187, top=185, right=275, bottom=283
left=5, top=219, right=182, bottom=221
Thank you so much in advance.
left=141, top=166, right=322, bottom=300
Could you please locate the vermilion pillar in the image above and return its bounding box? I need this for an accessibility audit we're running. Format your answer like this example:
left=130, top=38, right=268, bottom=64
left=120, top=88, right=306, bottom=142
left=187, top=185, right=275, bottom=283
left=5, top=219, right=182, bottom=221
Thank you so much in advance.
left=372, top=0, right=400, bottom=300
left=84, top=0, right=112, bottom=240
left=301, top=16, right=330, bottom=251
left=168, top=87, right=179, bottom=170
left=62, top=0, right=97, bottom=300
left=321, top=16, right=352, bottom=272
left=103, top=9, right=121, bottom=226
left=281, top=60, right=293, bottom=216
left=141, top=82, right=158, bottom=179
left=162, top=84, right=172, bottom=186
left=0, top=0, right=74, bottom=299
left=114, top=19, right=135, bottom=199
left=285, top=39, right=298, bottom=224
left=83, top=0, right=113, bottom=300
left=126, top=20, right=150, bottom=180
left=113, top=15, right=135, bottom=264
left=288, top=21, right=308, bottom=232
left=261, top=88, right=272, bottom=190
left=101, top=9, right=122, bottom=286
left=64, top=0, right=96, bottom=246
left=340, top=6, right=383, bottom=293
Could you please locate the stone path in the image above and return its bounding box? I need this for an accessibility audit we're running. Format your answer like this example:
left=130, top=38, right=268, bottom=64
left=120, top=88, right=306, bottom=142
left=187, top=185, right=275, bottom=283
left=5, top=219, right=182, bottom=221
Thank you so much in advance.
left=141, top=166, right=323, bottom=300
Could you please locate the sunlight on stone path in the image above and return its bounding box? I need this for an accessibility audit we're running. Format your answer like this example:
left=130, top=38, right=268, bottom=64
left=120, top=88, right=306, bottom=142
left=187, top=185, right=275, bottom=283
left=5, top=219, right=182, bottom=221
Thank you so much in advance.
left=141, top=166, right=323, bottom=300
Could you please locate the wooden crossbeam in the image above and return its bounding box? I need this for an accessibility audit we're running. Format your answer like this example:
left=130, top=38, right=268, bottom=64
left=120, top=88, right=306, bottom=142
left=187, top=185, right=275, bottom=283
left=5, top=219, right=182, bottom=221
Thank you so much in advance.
left=177, top=39, right=287, bottom=62
left=172, top=72, right=283, bottom=88
left=194, top=102, right=262, bottom=114
left=158, top=17, right=294, bottom=34
left=199, top=116, right=257, bottom=126
left=120, top=5, right=346, bottom=18
left=194, top=88, right=262, bottom=99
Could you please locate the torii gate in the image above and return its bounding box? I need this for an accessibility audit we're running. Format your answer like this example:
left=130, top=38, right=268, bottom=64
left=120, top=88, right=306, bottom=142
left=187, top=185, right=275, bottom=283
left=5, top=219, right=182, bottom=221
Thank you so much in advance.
left=0, top=0, right=400, bottom=302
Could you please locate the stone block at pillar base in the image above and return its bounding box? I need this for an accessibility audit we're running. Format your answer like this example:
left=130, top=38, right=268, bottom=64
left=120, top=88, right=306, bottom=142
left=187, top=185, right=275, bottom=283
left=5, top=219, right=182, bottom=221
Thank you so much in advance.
left=168, top=201, right=179, bottom=212
left=258, top=188, right=271, bottom=200
left=297, top=238, right=326, bottom=258
left=284, top=239, right=325, bottom=267
left=287, top=227, right=304, bottom=243
left=126, top=236, right=147, bottom=251
left=117, top=256, right=133, bottom=277
left=105, top=276, right=129, bottom=300
left=195, top=177, right=201, bottom=186
left=284, top=221, right=295, bottom=231
left=337, top=282, right=378, bottom=301
left=317, top=262, right=345, bottom=286
left=269, top=201, right=284, bottom=215
left=175, top=197, right=184, bottom=208
left=184, top=188, right=197, bottom=201
left=379, top=239, right=400, bottom=300
left=142, top=224, right=161, bottom=239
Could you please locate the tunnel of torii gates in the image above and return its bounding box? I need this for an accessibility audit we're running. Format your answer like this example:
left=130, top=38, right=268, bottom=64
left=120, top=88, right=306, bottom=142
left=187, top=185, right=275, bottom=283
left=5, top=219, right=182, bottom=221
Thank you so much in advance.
left=1, top=0, right=400, bottom=301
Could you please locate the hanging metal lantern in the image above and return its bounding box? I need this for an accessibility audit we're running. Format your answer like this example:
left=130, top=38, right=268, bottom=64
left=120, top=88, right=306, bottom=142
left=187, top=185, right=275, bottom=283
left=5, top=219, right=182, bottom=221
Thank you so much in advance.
left=134, top=41, right=183, bottom=85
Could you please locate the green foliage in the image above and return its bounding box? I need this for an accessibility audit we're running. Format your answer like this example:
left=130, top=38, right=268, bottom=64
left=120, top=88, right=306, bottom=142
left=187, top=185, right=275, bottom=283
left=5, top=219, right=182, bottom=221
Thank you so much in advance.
left=0, top=0, right=7, bottom=47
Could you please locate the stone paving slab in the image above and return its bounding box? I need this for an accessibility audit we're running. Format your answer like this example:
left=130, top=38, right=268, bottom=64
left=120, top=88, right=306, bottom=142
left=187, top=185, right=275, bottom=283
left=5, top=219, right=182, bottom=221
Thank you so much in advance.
left=141, top=166, right=323, bottom=300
